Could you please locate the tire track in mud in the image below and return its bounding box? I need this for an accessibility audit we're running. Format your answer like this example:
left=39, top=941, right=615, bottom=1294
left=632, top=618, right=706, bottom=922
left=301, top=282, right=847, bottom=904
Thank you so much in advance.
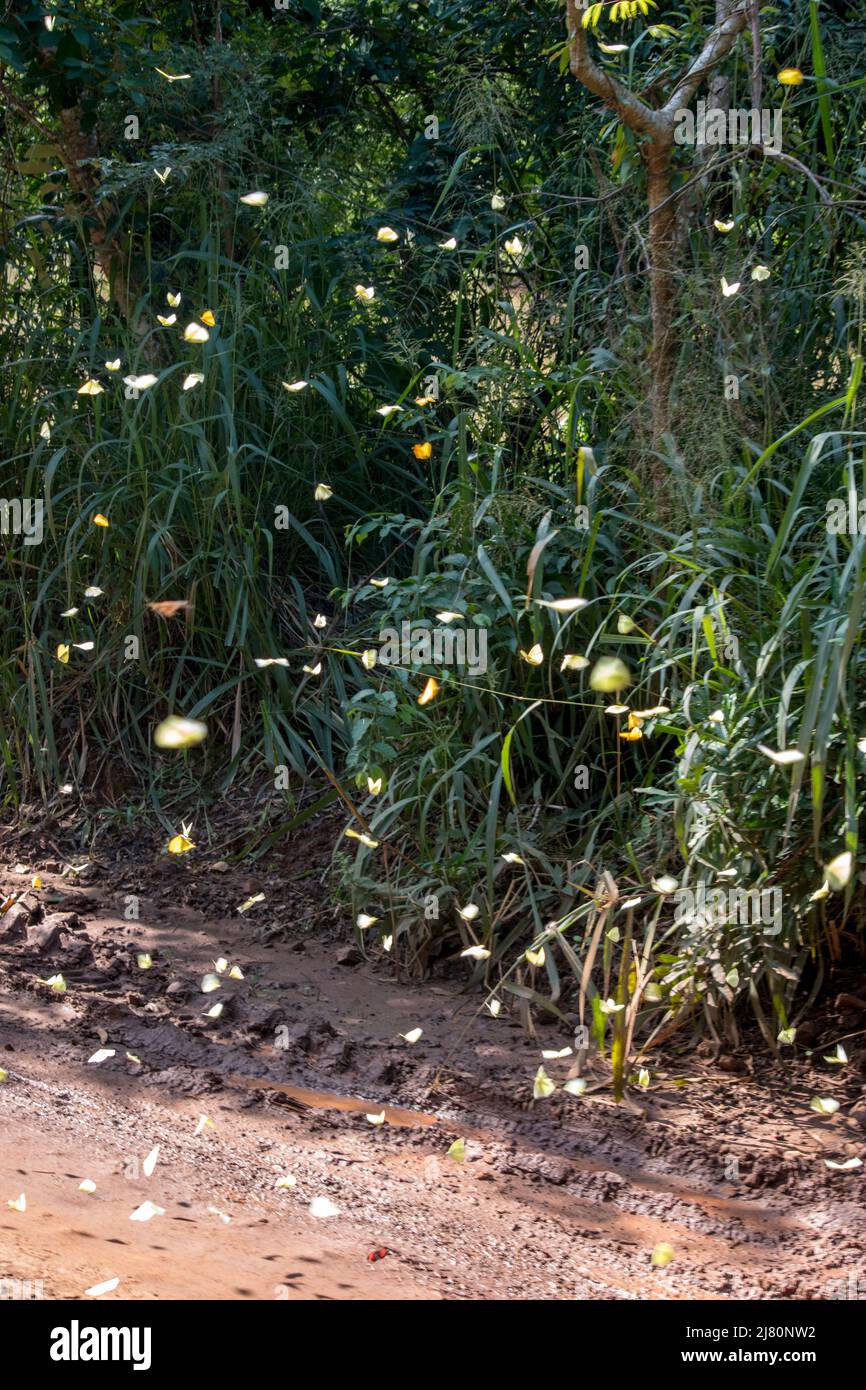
left=0, top=1010, right=847, bottom=1303
left=1, top=858, right=864, bottom=1300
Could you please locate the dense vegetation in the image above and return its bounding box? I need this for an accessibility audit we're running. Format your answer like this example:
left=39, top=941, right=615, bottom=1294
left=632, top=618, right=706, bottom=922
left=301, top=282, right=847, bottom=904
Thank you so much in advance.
left=2, top=1, right=865, bottom=1077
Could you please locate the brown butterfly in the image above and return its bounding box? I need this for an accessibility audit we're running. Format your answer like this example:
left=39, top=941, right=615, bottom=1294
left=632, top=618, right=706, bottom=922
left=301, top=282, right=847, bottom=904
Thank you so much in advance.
left=147, top=600, right=192, bottom=618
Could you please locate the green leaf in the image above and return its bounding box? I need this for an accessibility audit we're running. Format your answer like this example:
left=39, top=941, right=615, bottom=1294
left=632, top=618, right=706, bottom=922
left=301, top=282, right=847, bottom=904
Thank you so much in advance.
left=809, top=0, right=835, bottom=163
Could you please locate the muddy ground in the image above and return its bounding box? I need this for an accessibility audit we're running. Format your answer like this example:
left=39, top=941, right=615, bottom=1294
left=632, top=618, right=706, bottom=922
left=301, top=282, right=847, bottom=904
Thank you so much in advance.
left=1, top=812, right=865, bottom=1302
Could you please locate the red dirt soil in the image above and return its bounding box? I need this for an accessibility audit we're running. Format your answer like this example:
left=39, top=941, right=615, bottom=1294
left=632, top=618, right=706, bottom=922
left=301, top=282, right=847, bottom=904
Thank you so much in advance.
left=1, top=817, right=864, bottom=1301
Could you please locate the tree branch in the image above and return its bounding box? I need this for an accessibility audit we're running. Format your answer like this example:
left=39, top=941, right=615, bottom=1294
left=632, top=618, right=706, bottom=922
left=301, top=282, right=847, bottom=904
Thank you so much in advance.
left=367, top=78, right=410, bottom=143
left=662, top=4, right=750, bottom=118
left=0, top=76, right=56, bottom=143
left=750, top=144, right=832, bottom=205
left=566, top=2, right=666, bottom=139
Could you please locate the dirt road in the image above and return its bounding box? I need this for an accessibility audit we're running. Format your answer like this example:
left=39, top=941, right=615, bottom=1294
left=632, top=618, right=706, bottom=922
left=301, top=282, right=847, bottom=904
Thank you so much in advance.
left=1, top=822, right=864, bottom=1301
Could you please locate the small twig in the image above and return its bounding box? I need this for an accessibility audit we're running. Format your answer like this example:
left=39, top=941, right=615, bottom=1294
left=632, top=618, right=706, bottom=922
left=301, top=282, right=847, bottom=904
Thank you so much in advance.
left=751, top=144, right=832, bottom=206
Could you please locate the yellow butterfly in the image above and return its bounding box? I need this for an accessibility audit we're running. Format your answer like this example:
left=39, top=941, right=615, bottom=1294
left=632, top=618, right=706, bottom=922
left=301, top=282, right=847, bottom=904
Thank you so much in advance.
left=167, top=832, right=195, bottom=854
left=344, top=828, right=379, bottom=849
left=154, top=716, right=207, bottom=749
left=533, top=1066, right=556, bottom=1099
left=519, top=644, right=544, bottom=666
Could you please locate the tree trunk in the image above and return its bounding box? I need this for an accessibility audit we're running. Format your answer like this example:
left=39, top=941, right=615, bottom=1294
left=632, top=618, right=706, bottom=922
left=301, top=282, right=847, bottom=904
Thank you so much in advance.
left=59, top=106, right=157, bottom=353
left=645, top=139, right=677, bottom=464
left=566, top=0, right=750, bottom=484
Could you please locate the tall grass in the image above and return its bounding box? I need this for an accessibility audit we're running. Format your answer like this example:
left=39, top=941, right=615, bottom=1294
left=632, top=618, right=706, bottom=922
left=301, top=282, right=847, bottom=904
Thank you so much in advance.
left=2, top=1, right=865, bottom=1083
